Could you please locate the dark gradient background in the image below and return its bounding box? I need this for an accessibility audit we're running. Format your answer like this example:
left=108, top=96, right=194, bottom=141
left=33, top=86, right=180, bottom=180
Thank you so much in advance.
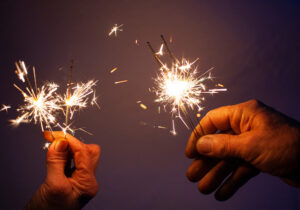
left=0, top=0, right=300, bottom=209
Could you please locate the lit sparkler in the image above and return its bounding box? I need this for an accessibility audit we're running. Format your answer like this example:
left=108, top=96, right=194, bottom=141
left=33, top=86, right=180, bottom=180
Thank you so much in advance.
left=10, top=60, right=100, bottom=136
left=61, top=80, right=98, bottom=122
left=108, top=24, right=123, bottom=36
left=147, top=35, right=227, bottom=136
left=11, top=61, right=61, bottom=131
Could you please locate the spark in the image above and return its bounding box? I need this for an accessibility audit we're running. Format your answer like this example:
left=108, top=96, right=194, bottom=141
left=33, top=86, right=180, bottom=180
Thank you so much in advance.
left=0, top=104, right=11, bottom=112
left=43, top=142, right=51, bottom=150
left=56, top=123, right=75, bottom=136
left=156, top=44, right=164, bottom=56
left=108, top=24, right=123, bottom=37
left=135, top=39, right=139, bottom=46
left=91, top=91, right=101, bottom=110
left=139, top=103, right=147, bottom=110
left=9, top=113, right=29, bottom=127
left=114, top=80, right=128, bottom=84
left=110, top=67, right=118, bottom=74
left=155, top=125, right=167, bottom=129
left=178, top=58, right=199, bottom=71
left=169, top=36, right=173, bottom=43
left=14, top=61, right=27, bottom=83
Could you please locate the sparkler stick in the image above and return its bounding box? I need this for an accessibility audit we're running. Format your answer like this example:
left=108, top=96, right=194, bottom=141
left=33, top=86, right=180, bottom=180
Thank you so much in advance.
left=65, top=60, right=74, bottom=126
left=33, top=66, right=38, bottom=94
left=160, top=35, right=179, bottom=64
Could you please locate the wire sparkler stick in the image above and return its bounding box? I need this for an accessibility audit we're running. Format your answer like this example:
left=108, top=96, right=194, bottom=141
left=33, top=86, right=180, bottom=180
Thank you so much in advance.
left=65, top=60, right=74, bottom=127
left=160, top=35, right=179, bottom=64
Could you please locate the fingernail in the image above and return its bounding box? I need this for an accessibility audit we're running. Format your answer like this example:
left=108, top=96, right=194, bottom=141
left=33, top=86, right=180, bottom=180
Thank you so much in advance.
left=197, top=137, right=212, bottom=154
left=55, top=140, right=68, bottom=152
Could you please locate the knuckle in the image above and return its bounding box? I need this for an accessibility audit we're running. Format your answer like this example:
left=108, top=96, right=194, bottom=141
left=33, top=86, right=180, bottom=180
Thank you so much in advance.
left=87, top=144, right=101, bottom=158
left=246, top=99, right=262, bottom=108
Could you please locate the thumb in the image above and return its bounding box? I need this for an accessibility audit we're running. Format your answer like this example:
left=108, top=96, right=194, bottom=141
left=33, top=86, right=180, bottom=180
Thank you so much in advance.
left=46, top=139, right=69, bottom=178
left=196, top=134, right=247, bottom=159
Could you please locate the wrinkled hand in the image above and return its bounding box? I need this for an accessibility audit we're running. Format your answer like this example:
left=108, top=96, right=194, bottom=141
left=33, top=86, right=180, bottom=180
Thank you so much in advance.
left=25, top=131, right=101, bottom=210
left=185, top=100, right=300, bottom=201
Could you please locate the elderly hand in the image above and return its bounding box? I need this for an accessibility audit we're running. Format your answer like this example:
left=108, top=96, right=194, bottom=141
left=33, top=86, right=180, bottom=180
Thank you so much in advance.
left=25, top=131, right=101, bottom=209
left=186, top=100, right=300, bottom=201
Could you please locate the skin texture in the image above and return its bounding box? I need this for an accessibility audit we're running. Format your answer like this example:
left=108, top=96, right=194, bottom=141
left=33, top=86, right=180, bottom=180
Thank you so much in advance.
left=185, top=99, right=300, bottom=201
left=24, top=131, right=101, bottom=210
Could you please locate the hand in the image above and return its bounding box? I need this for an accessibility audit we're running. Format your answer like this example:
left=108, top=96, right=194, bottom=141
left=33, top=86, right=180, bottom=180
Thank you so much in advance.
left=25, top=131, right=101, bottom=210
left=185, top=99, right=300, bottom=201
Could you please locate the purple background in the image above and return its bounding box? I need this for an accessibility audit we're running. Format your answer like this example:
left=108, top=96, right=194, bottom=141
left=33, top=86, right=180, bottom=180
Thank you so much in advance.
left=0, top=0, right=300, bottom=209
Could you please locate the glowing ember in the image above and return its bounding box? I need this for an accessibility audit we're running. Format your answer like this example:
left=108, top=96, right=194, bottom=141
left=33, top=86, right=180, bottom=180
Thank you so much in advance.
left=0, top=104, right=11, bottom=112
left=108, top=24, right=123, bottom=37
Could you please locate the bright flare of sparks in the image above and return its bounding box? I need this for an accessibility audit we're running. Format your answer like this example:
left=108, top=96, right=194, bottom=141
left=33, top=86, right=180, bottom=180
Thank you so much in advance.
left=153, top=59, right=227, bottom=135
left=10, top=61, right=100, bottom=136
left=11, top=81, right=61, bottom=131
left=108, top=24, right=123, bottom=36
left=61, top=80, right=98, bottom=121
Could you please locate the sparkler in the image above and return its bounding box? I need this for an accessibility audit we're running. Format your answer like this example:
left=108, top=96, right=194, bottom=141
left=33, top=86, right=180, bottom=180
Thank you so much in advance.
left=147, top=35, right=227, bottom=136
left=11, top=61, right=61, bottom=131
left=108, top=24, right=123, bottom=37
left=10, top=60, right=100, bottom=137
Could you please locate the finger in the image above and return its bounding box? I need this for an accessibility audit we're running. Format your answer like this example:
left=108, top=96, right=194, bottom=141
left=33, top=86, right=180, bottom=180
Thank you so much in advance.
left=46, top=139, right=69, bottom=179
left=186, top=157, right=219, bottom=182
left=44, top=131, right=84, bottom=151
left=45, top=131, right=99, bottom=173
left=86, top=144, right=101, bottom=173
left=185, top=105, right=234, bottom=159
left=215, top=164, right=259, bottom=201
left=197, top=159, right=238, bottom=194
left=196, top=133, right=251, bottom=159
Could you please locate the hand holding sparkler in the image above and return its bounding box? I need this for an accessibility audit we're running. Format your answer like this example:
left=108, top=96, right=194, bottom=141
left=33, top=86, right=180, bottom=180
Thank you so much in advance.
left=25, top=131, right=100, bottom=209
left=185, top=100, right=300, bottom=200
